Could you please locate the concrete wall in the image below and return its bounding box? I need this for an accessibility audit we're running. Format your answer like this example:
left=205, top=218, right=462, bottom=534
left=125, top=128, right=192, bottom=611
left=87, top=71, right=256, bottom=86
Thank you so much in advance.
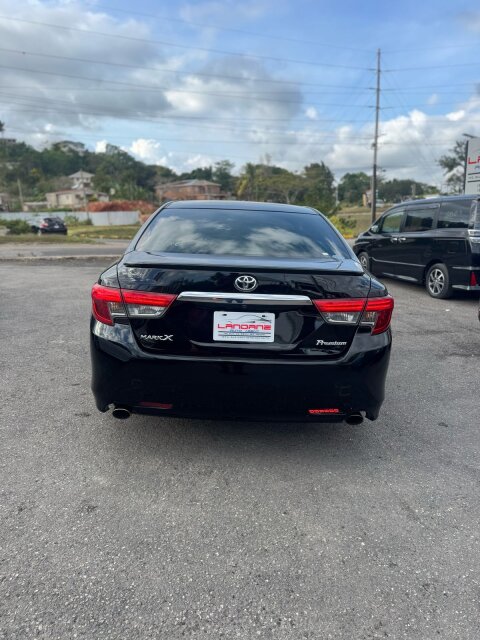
left=0, top=211, right=140, bottom=226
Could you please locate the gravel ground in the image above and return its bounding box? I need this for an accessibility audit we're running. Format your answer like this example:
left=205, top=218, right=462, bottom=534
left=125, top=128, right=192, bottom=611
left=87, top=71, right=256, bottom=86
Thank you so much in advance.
left=1, top=262, right=479, bottom=639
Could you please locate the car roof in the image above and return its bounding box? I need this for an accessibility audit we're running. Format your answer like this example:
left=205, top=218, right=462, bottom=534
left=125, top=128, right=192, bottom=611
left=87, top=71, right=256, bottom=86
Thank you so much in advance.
left=164, top=200, right=317, bottom=214
left=392, top=194, right=476, bottom=208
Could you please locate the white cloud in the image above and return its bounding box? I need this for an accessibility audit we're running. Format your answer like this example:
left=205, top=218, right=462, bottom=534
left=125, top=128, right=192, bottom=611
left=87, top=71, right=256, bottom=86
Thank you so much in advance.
left=179, top=0, right=276, bottom=25
left=446, top=109, right=466, bottom=122
left=3, top=1, right=480, bottom=184
left=127, top=138, right=163, bottom=164
left=95, top=140, right=108, bottom=153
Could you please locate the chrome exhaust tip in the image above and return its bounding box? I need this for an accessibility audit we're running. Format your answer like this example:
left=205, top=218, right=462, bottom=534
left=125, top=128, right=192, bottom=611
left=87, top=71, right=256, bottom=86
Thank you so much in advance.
left=345, top=412, right=364, bottom=425
left=112, top=406, right=131, bottom=420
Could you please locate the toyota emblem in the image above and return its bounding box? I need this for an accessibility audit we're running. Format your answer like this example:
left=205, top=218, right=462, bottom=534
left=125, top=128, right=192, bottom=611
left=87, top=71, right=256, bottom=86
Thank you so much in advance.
left=234, top=275, right=258, bottom=292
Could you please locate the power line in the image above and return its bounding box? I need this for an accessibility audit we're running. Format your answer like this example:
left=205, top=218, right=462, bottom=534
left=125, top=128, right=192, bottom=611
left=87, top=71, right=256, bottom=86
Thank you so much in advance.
left=0, top=15, right=372, bottom=71
left=4, top=85, right=472, bottom=96
left=0, top=93, right=376, bottom=137
left=0, top=48, right=373, bottom=92
left=0, top=65, right=374, bottom=108
left=0, top=92, right=370, bottom=124
left=385, top=43, right=480, bottom=53
left=386, top=62, right=480, bottom=71
left=2, top=127, right=424, bottom=170
left=88, top=2, right=374, bottom=53
left=380, top=73, right=441, bottom=185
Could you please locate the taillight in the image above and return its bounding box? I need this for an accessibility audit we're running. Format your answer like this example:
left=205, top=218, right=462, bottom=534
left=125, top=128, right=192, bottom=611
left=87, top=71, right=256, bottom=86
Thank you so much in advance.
left=313, top=296, right=394, bottom=335
left=91, top=284, right=177, bottom=325
left=313, top=299, right=366, bottom=324
left=121, top=290, right=177, bottom=318
left=361, top=296, right=394, bottom=334
left=470, top=271, right=478, bottom=287
left=91, top=284, right=124, bottom=326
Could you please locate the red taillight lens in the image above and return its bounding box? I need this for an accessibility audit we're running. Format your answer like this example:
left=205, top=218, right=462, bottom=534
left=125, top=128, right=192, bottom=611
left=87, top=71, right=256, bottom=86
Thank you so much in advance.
left=470, top=271, right=478, bottom=287
left=91, top=284, right=177, bottom=325
left=91, top=284, right=124, bottom=326
left=313, top=296, right=394, bottom=335
left=361, top=296, right=394, bottom=334
left=121, top=290, right=177, bottom=318
left=313, top=298, right=366, bottom=324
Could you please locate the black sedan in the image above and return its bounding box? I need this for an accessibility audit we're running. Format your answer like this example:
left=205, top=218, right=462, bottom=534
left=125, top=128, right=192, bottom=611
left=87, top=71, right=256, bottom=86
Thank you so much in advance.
left=29, top=216, right=68, bottom=235
left=90, top=201, right=394, bottom=424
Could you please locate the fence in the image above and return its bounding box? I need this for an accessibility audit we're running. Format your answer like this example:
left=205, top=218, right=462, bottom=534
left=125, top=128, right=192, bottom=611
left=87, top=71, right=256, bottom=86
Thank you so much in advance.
left=0, top=211, right=140, bottom=226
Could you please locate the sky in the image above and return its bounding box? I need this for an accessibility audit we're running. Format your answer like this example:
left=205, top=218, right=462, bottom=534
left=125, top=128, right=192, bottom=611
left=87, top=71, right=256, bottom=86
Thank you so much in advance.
left=1, top=0, right=480, bottom=186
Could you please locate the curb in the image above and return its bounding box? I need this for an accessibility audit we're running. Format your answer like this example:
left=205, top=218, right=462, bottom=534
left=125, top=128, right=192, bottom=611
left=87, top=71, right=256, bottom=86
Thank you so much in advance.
left=0, top=255, right=119, bottom=263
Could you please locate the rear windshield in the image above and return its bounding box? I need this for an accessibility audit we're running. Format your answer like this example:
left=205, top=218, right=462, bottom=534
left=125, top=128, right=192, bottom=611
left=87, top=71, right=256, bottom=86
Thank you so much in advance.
left=135, top=208, right=350, bottom=260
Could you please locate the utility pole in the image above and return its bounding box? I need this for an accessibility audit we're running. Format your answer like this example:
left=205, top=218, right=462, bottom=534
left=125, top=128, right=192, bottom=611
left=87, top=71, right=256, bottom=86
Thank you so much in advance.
left=371, top=48, right=381, bottom=223
left=17, top=178, right=24, bottom=211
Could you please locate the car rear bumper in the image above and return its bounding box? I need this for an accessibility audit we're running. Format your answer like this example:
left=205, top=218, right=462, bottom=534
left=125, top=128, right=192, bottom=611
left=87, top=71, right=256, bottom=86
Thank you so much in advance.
left=90, top=321, right=392, bottom=422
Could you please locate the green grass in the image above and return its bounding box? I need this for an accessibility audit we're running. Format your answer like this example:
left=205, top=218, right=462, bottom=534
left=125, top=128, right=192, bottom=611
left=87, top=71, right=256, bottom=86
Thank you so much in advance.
left=0, top=224, right=140, bottom=243
left=68, top=224, right=140, bottom=240
left=334, top=208, right=389, bottom=237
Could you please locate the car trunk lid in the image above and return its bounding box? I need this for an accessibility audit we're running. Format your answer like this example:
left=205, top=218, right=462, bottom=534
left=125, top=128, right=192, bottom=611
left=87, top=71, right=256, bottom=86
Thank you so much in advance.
left=116, top=252, right=371, bottom=359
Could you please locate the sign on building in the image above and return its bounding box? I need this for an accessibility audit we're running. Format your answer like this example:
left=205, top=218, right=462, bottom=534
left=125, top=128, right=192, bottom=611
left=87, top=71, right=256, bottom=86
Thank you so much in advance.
left=465, top=137, right=480, bottom=194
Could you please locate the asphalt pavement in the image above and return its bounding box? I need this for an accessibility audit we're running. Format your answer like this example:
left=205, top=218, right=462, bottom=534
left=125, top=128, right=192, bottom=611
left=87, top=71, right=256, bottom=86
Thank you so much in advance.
left=0, top=240, right=128, bottom=260
left=1, top=261, right=479, bottom=639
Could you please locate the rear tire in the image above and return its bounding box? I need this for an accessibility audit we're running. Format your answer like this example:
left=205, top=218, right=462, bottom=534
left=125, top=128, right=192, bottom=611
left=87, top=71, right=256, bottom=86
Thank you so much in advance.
left=358, top=252, right=370, bottom=272
left=426, top=263, right=452, bottom=299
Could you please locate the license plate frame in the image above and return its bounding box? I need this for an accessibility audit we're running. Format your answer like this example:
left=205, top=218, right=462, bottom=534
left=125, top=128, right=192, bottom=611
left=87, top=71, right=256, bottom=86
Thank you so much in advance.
left=213, top=311, right=275, bottom=343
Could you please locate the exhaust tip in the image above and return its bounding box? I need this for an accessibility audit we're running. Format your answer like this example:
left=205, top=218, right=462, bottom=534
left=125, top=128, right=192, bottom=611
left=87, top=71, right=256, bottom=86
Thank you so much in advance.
left=112, top=406, right=131, bottom=420
left=345, top=412, right=364, bottom=425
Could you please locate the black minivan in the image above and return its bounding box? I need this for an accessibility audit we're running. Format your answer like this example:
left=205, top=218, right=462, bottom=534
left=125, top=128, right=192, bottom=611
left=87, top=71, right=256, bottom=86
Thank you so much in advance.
left=353, top=195, right=480, bottom=298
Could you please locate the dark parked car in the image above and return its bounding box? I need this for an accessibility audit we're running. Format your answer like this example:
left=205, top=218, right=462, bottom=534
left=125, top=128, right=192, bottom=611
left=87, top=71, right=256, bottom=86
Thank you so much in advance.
left=90, top=201, right=394, bottom=424
left=29, top=216, right=67, bottom=235
left=353, top=195, right=480, bottom=299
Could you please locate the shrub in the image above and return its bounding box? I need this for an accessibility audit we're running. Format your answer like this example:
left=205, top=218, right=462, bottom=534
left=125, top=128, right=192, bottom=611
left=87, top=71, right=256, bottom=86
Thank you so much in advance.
left=0, top=219, right=32, bottom=235
left=329, top=215, right=357, bottom=237
left=63, top=215, right=80, bottom=226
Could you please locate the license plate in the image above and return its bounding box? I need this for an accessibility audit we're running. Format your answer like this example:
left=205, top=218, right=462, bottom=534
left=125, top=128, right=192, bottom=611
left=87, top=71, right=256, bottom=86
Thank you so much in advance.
left=213, top=311, right=275, bottom=342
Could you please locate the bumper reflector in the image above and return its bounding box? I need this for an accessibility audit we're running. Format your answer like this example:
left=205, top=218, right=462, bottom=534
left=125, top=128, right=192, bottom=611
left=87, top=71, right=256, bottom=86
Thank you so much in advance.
left=139, top=402, right=173, bottom=410
left=308, top=408, right=341, bottom=415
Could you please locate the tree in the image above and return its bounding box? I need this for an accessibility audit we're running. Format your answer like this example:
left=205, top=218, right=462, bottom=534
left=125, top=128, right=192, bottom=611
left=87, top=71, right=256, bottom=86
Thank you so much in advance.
left=237, top=163, right=258, bottom=200
left=257, top=169, right=303, bottom=204
left=438, top=140, right=466, bottom=193
left=179, top=166, right=213, bottom=181
left=0, top=121, right=4, bottom=134
left=92, top=146, right=156, bottom=199
left=212, top=160, right=235, bottom=193
left=301, top=162, right=336, bottom=213
left=338, top=172, right=371, bottom=205
left=378, top=179, right=438, bottom=202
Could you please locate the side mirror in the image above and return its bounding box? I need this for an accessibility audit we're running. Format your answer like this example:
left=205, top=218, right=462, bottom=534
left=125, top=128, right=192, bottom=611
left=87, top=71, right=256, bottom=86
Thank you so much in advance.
left=370, top=224, right=379, bottom=233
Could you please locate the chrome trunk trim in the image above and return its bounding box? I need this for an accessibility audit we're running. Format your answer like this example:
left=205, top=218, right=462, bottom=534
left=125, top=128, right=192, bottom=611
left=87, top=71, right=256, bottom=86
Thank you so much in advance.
left=177, top=291, right=313, bottom=305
